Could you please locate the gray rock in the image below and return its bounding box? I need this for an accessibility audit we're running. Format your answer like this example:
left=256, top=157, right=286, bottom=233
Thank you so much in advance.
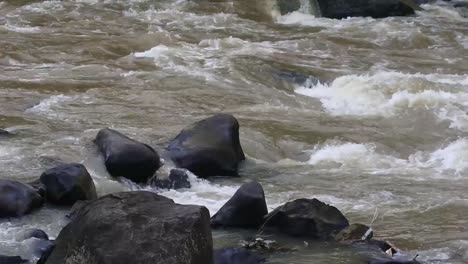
left=211, top=181, right=268, bottom=229
left=167, top=114, right=245, bottom=178
left=214, top=248, right=265, bottom=264
left=40, top=163, right=97, bottom=206
left=95, top=128, right=161, bottom=183
left=152, top=168, right=191, bottom=189
left=0, top=179, right=43, bottom=218
left=335, top=223, right=373, bottom=242
left=264, top=198, right=349, bottom=239
left=44, top=191, right=213, bottom=264
left=315, top=0, right=416, bottom=19
left=0, top=256, right=27, bottom=264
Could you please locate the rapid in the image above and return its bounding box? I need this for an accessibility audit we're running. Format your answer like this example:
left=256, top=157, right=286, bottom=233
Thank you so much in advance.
left=0, top=0, right=467, bottom=263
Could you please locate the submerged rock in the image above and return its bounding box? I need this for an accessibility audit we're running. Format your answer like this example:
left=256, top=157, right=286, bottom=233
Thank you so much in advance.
left=263, top=198, right=349, bottom=239
left=40, top=163, right=97, bottom=205
left=44, top=191, right=212, bottom=264
left=152, top=168, right=191, bottom=189
left=315, top=0, right=416, bottom=19
left=20, top=228, right=49, bottom=241
left=211, top=181, right=268, bottom=229
left=0, top=256, right=27, bottom=264
left=0, top=129, right=10, bottom=136
left=214, top=247, right=265, bottom=264
left=95, top=128, right=161, bottom=183
left=0, top=179, right=43, bottom=218
left=335, top=223, right=373, bottom=242
left=167, top=114, right=245, bottom=178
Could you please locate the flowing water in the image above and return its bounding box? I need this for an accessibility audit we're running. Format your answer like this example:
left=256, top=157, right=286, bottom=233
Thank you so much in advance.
left=0, top=0, right=468, bottom=263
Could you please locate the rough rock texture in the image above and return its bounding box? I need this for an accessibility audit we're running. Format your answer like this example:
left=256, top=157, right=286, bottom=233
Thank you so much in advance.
left=44, top=191, right=213, bottom=264
left=167, top=114, right=245, bottom=178
left=95, top=128, right=161, bottom=183
left=152, top=168, right=191, bottom=189
left=0, top=180, right=43, bottom=218
left=335, top=223, right=373, bottom=242
left=264, top=198, right=349, bottom=239
left=40, top=163, right=97, bottom=205
left=316, top=0, right=415, bottom=19
left=214, top=248, right=265, bottom=264
left=211, top=181, right=268, bottom=229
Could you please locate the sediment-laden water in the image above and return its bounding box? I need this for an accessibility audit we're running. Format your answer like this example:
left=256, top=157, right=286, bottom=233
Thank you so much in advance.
left=0, top=0, right=467, bottom=263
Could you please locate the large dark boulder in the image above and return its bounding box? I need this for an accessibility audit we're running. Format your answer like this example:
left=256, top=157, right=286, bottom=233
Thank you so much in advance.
left=95, top=128, right=161, bottom=183
left=315, top=0, right=416, bottom=19
left=263, top=198, right=349, bottom=239
left=214, top=248, right=265, bottom=264
left=40, top=163, right=97, bottom=205
left=0, top=180, right=43, bottom=218
left=44, top=191, right=213, bottom=264
left=211, top=181, right=268, bottom=229
left=152, top=168, right=191, bottom=189
left=166, top=114, right=245, bottom=178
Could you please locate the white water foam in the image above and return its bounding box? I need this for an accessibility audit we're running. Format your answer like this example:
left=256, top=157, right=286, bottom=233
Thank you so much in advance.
left=26, top=94, right=74, bottom=116
left=305, top=138, right=468, bottom=178
left=296, top=71, right=468, bottom=130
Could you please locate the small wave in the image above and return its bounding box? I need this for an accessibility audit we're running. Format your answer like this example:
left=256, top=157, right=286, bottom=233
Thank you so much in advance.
left=409, top=138, right=468, bottom=175
left=296, top=71, right=468, bottom=130
left=154, top=172, right=238, bottom=215
left=26, top=94, right=75, bottom=118
left=306, top=141, right=410, bottom=174
left=305, top=138, right=468, bottom=178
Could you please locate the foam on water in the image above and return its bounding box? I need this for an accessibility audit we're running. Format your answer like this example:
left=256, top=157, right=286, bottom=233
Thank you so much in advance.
left=305, top=138, right=468, bottom=178
left=409, top=138, right=468, bottom=175
left=296, top=71, right=468, bottom=130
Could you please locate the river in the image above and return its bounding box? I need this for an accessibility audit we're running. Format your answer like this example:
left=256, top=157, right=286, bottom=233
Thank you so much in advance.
left=0, top=0, right=467, bottom=263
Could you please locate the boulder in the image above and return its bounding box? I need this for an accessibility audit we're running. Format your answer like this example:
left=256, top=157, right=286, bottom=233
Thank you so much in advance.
left=315, top=0, right=416, bottom=19
left=214, top=248, right=265, bottom=264
left=0, top=180, right=43, bottom=218
left=0, top=256, right=27, bottom=264
left=211, top=181, right=268, bottom=229
left=37, top=243, right=55, bottom=264
left=152, top=168, right=191, bottom=189
left=20, top=228, right=49, bottom=241
left=263, top=198, right=349, bottom=239
left=40, top=163, right=97, bottom=205
left=167, top=114, right=245, bottom=178
left=95, top=128, right=161, bottom=183
left=44, top=191, right=213, bottom=264
left=335, top=223, right=373, bottom=242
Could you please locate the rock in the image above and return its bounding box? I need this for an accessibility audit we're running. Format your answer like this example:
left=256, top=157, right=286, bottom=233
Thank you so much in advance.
left=335, top=223, right=373, bottom=242
left=20, top=228, right=49, bottom=241
left=95, top=128, right=161, bottom=183
left=369, top=259, right=420, bottom=264
left=167, top=114, right=245, bottom=178
left=40, top=163, right=97, bottom=206
left=0, top=256, right=27, bottom=264
left=214, top=248, right=265, bottom=264
left=152, top=168, right=191, bottom=189
left=263, top=198, right=349, bottom=239
left=211, top=181, right=267, bottom=229
left=44, top=191, right=213, bottom=264
left=37, top=243, right=55, bottom=264
left=315, top=0, right=416, bottom=19
left=0, top=180, right=43, bottom=218
left=0, top=129, right=10, bottom=136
